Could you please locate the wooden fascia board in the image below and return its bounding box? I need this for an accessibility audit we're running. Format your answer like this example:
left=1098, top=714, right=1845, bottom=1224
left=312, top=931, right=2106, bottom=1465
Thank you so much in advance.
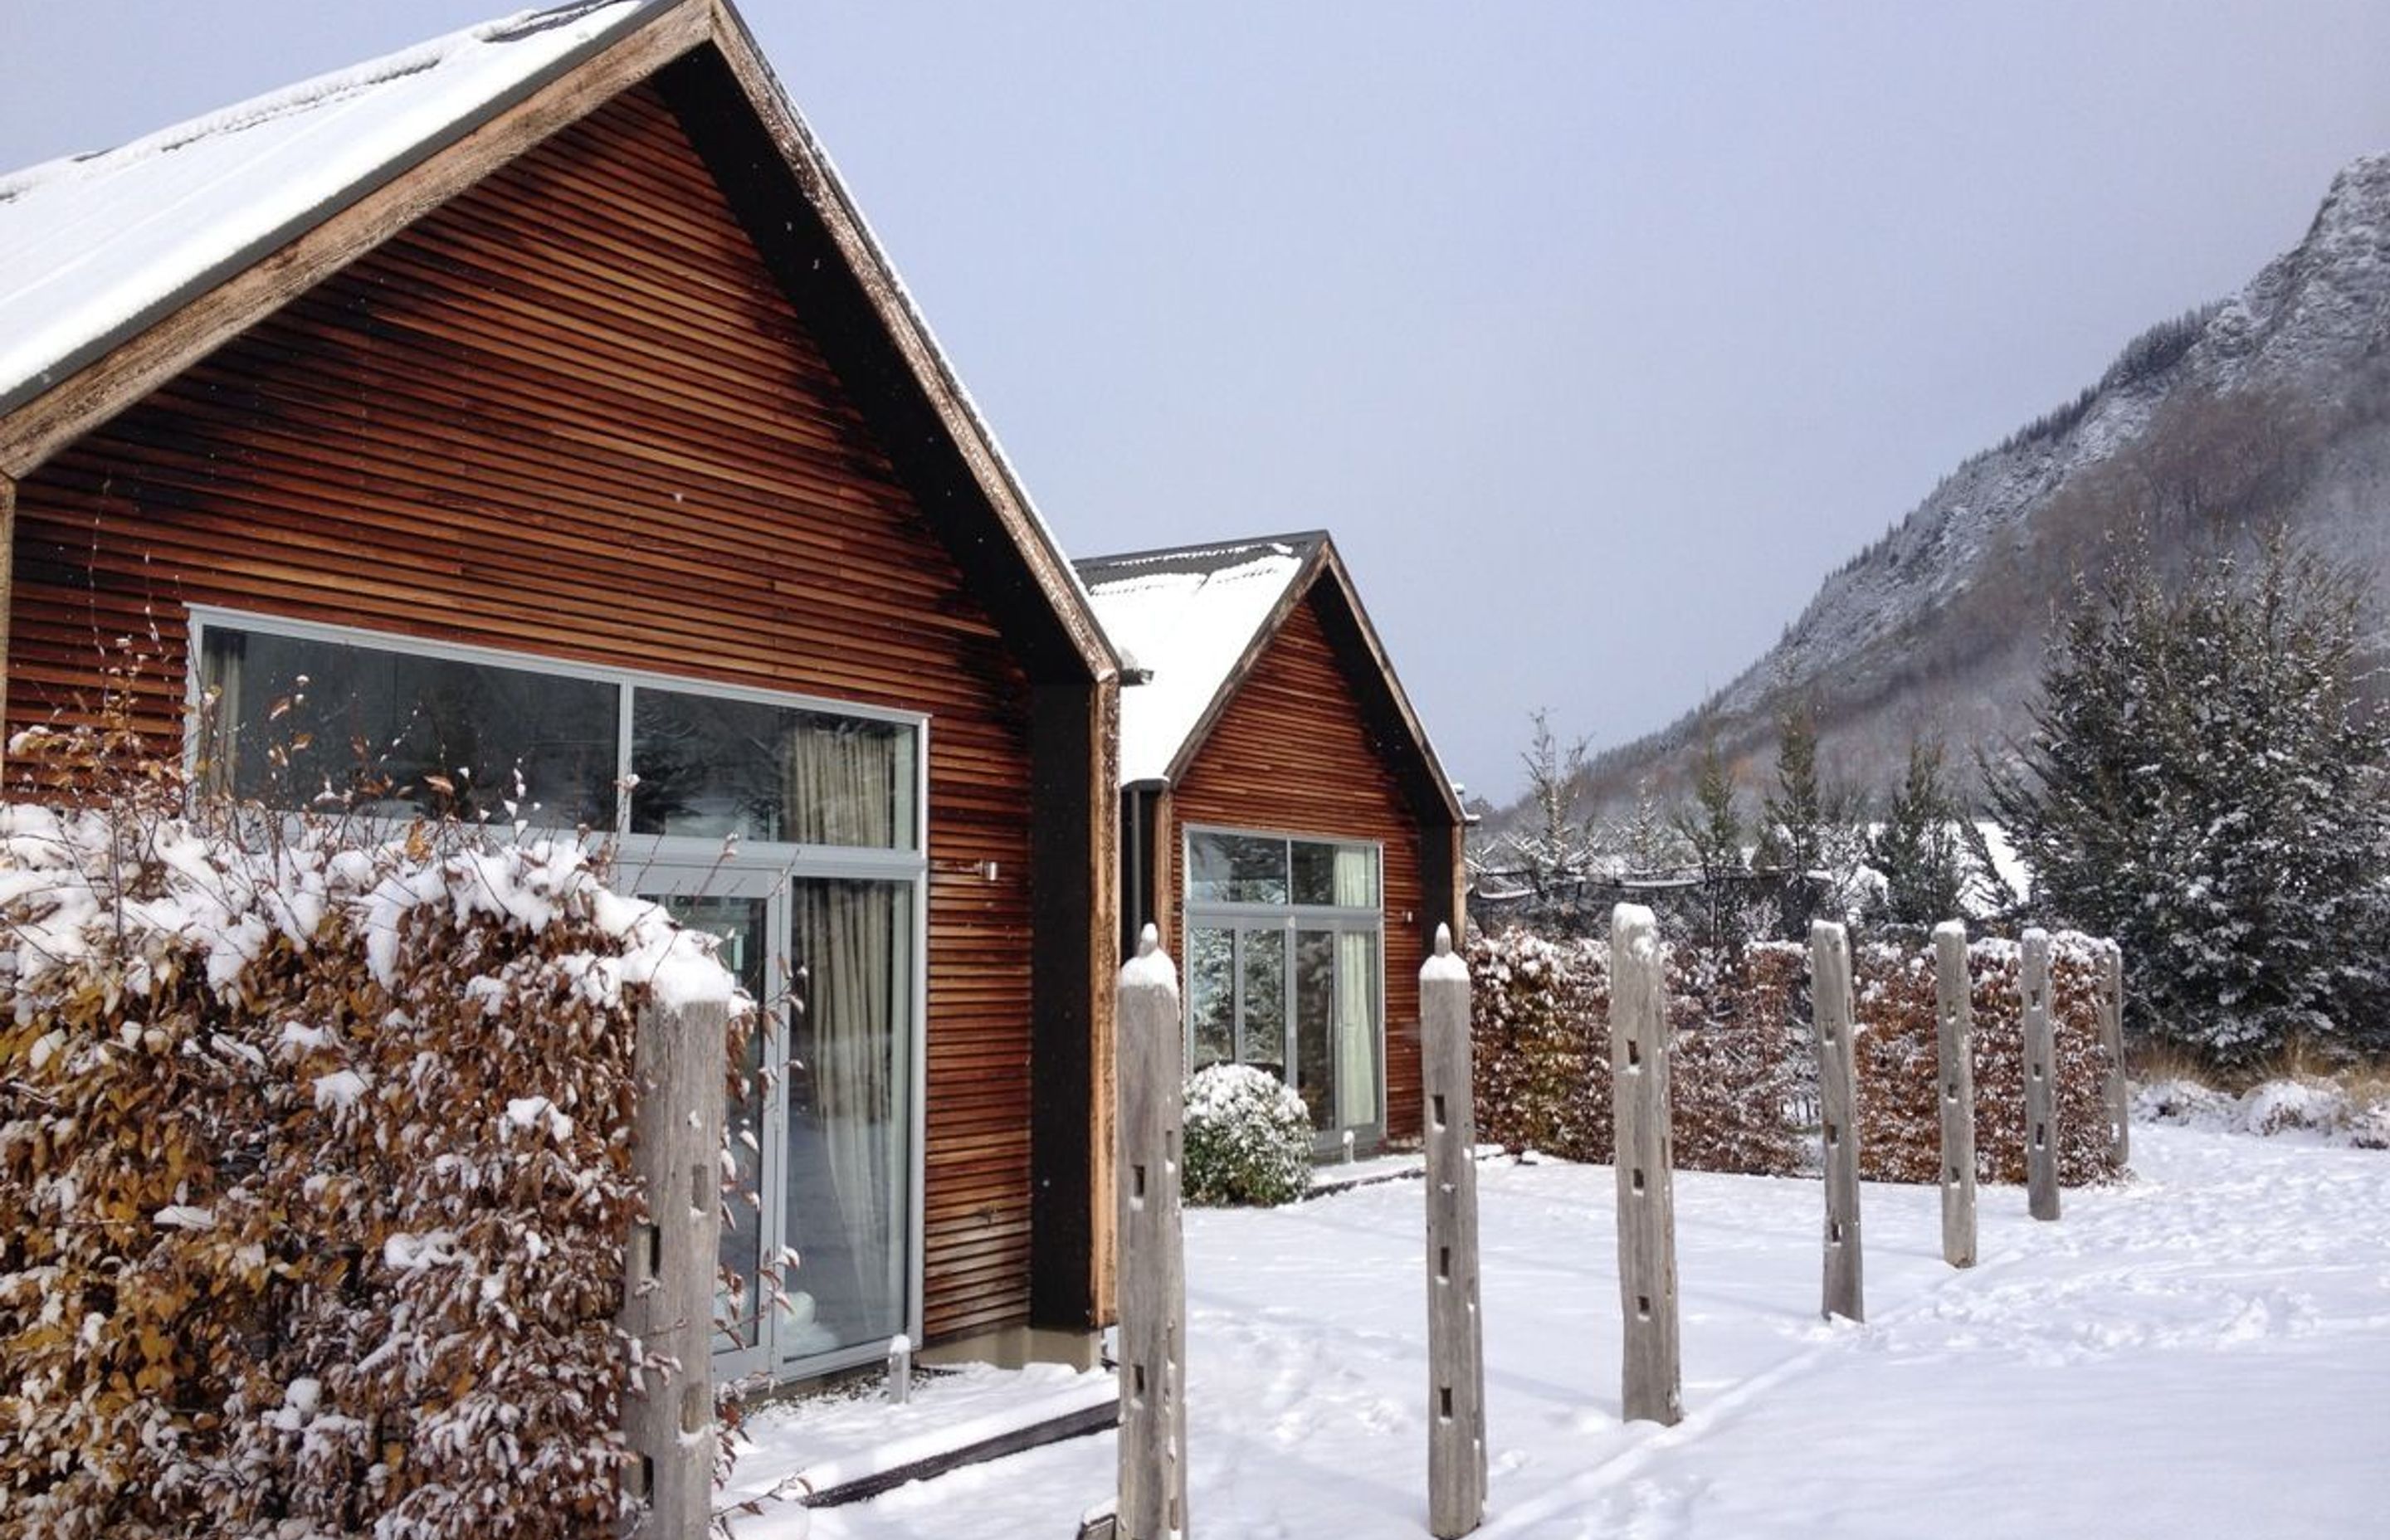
left=697, top=0, right=1119, bottom=689
left=0, top=0, right=713, bottom=482
left=1311, top=542, right=1466, bottom=827
left=0, top=472, right=13, bottom=777
left=1158, top=543, right=1330, bottom=787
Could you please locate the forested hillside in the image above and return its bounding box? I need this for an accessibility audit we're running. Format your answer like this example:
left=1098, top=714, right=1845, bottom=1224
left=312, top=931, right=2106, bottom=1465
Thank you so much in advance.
left=1562, top=150, right=2390, bottom=816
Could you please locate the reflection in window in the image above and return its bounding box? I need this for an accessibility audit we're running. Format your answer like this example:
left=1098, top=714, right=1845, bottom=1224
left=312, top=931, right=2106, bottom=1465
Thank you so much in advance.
left=659, top=894, right=773, bottom=1352
left=200, top=627, right=616, bottom=827
left=1188, top=928, right=1236, bottom=1073
left=1295, top=928, right=1336, bottom=1127
left=783, top=879, right=913, bottom=1362
left=1187, top=831, right=1290, bottom=904
left=1240, top=928, right=1285, bottom=1075
left=631, top=690, right=915, bottom=849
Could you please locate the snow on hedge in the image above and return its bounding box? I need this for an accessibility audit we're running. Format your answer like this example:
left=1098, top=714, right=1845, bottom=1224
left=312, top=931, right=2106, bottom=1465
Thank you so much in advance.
left=0, top=787, right=743, bottom=1538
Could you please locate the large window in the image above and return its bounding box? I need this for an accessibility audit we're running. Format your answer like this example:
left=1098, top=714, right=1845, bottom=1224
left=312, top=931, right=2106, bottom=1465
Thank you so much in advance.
left=1184, top=827, right=1383, bottom=1148
left=193, top=610, right=928, bottom=1385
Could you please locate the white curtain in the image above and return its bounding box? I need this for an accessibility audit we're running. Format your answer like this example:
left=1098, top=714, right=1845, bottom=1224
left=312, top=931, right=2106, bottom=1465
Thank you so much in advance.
left=1334, top=850, right=1381, bottom=1131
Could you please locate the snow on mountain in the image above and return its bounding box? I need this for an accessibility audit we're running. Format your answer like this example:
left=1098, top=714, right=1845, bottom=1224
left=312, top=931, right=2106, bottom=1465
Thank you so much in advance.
left=1584, top=149, right=2390, bottom=808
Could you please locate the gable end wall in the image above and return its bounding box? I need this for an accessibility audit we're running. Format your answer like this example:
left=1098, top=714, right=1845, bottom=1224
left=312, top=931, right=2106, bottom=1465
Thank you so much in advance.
left=7, top=83, right=1041, bottom=1345
left=1164, top=587, right=1428, bottom=1143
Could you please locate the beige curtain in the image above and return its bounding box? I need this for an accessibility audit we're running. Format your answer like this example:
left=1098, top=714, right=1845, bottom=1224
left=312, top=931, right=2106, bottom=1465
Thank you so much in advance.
left=1334, top=850, right=1381, bottom=1131
left=782, top=717, right=905, bottom=846
left=783, top=716, right=910, bottom=1352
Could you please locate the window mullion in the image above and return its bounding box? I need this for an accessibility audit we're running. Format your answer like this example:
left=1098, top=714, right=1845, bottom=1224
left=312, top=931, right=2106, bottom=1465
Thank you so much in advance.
left=615, top=682, right=636, bottom=838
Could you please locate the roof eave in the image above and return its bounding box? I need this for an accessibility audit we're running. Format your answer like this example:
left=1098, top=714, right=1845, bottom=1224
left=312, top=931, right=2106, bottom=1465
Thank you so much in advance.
left=0, top=0, right=702, bottom=475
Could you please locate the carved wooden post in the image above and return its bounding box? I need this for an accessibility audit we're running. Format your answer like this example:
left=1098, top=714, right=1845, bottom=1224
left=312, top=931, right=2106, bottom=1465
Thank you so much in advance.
left=1420, top=924, right=1485, bottom=1538
left=2099, top=939, right=2129, bottom=1171
left=1608, top=904, right=1681, bottom=1426
left=1933, top=921, right=1978, bottom=1269
left=1116, top=925, right=1188, bottom=1540
left=2021, top=928, right=2061, bottom=1221
left=618, top=997, right=727, bottom=1538
left=1810, top=920, right=1863, bottom=1323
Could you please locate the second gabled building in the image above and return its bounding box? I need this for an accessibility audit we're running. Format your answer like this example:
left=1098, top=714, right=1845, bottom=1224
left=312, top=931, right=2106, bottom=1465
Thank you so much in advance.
left=1079, top=534, right=1464, bottom=1155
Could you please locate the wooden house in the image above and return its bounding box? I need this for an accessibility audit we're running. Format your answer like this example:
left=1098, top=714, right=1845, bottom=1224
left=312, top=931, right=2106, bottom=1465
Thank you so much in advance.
left=1078, top=534, right=1465, bottom=1155
left=0, top=0, right=1121, bottom=1388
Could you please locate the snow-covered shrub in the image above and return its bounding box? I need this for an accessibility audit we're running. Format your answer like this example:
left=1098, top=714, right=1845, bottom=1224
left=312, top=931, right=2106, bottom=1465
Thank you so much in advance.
left=1182, top=1065, right=1314, bottom=1206
left=2139, top=1074, right=2390, bottom=1148
left=1466, top=930, right=1801, bottom=1176
left=1671, top=943, right=1805, bottom=1177
left=0, top=715, right=744, bottom=1538
left=1468, top=929, right=1612, bottom=1163
left=1467, top=924, right=2118, bottom=1185
left=1851, top=933, right=2122, bottom=1187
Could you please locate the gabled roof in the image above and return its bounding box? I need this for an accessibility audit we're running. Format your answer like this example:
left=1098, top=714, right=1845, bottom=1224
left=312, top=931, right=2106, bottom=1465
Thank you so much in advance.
left=0, top=0, right=1116, bottom=683
left=1076, top=533, right=1463, bottom=825
left=0, top=2, right=665, bottom=418
left=1078, top=535, right=1319, bottom=784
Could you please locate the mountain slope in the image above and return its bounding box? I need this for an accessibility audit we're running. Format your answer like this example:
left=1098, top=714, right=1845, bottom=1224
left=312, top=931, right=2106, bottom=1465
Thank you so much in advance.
left=1577, top=150, right=2390, bottom=815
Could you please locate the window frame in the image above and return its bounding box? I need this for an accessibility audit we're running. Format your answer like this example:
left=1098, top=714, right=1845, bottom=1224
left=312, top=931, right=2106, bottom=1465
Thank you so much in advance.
left=185, top=605, right=932, bottom=1383
left=1181, top=822, right=1387, bottom=1153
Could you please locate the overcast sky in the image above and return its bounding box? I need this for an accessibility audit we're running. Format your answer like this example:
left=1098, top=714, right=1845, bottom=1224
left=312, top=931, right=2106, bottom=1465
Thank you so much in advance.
left=9, top=2, right=2390, bottom=802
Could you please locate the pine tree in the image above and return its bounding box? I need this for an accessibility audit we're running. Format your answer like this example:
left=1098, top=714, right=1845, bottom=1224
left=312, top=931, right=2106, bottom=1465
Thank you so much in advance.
left=1988, top=532, right=2390, bottom=1061
left=1515, top=708, right=1593, bottom=894
left=1673, top=738, right=1750, bottom=951
left=1611, top=776, right=1688, bottom=876
left=1675, top=738, right=1744, bottom=882
left=1752, top=698, right=1866, bottom=938
left=1870, top=734, right=1989, bottom=928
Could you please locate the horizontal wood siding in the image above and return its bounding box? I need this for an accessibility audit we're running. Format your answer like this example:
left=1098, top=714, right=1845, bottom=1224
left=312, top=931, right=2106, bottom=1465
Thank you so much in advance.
left=9, top=85, right=1036, bottom=1346
left=1166, top=586, right=1428, bottom=1144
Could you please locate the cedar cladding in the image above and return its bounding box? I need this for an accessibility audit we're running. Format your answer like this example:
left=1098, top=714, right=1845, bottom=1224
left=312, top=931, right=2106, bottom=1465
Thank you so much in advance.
left=9, top=85, right=1037, bottom=1343
left=1165, top=584, right=1428, bottom=1142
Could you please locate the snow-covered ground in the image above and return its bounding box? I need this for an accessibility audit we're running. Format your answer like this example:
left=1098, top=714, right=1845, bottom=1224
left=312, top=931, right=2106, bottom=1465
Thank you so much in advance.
left=734, top=1123, right=2390, bottom=1538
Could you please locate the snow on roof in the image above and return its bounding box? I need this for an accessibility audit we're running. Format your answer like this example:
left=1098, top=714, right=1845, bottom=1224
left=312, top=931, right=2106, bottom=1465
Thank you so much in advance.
left=1076, top=536, right=1318, bottom=785
left=0, top=1, right=661, bottom=416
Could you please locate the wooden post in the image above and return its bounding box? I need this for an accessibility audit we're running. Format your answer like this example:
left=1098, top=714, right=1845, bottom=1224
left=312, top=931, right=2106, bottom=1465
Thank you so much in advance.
left=618, top=997, right=727, bottom=1538
left=1933, top=921, right=1978, bottom=1269
left=2021, top=928, right=2061, bottom=1221
left=1116, top=925, right=1187, bottom=1540
left=2099, top=939, right=2129, bottom=1171
left=1608, top=904, right=1681, bottom=1426
left=1420, top=924, right=1486, bottom=1538
left=1809, top=920, right=1863, bottom=1323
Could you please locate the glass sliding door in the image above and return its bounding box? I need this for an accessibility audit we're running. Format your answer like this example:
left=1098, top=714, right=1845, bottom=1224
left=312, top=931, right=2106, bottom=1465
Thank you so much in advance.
left=781, top=877, right=915, bottom=1370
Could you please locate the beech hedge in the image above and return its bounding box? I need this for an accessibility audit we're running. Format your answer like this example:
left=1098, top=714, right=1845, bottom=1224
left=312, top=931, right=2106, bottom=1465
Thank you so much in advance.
left=1468, top=928, right=2123, bottom=1188
left=0, top=720, right=744, bottom=1539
